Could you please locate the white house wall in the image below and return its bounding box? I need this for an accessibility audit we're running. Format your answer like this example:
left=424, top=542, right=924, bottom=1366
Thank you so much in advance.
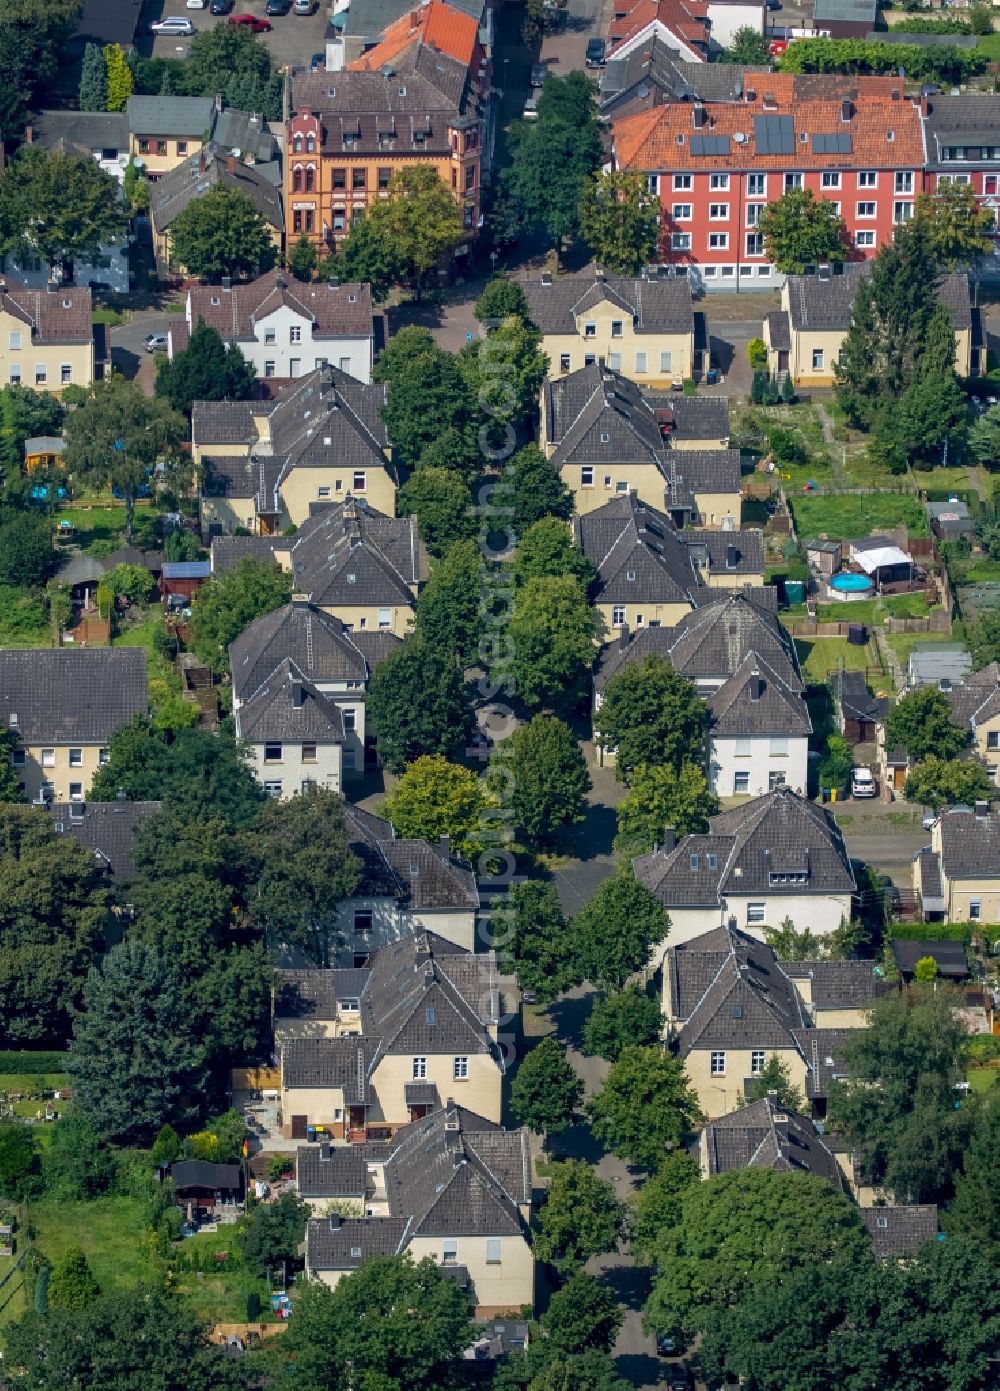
left=709, top=733, right=809, bottom=798
left=203, top=299, right=372, bottom=382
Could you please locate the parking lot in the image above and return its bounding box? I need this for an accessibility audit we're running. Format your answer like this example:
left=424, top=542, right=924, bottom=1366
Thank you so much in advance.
left=146, top=1, right=328, bottom=70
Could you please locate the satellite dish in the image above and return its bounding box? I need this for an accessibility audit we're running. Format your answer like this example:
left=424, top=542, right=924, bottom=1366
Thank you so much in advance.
left=230, top=148, right=242, bottom=159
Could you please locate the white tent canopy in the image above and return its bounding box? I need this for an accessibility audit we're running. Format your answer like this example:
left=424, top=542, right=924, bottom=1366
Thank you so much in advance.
left=853, top=545, right=912, bottom=575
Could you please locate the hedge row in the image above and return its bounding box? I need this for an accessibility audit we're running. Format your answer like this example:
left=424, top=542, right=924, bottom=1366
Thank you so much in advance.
left=0, top=1052, right=69, bottom=1075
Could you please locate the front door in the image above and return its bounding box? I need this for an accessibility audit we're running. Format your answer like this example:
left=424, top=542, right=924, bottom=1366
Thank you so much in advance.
left=291, top=1114, right=307, bottom=1139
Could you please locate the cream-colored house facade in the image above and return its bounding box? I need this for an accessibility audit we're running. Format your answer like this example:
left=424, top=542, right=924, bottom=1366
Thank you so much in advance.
left=945, top=663, right=1000, bottom=785
left=278, top=935, right=504, bottom=1139
left=918, top=807, right=1000, bottom=923
left=0, top=285, right=98, bottom=394
left=765, top=266, right=980, bottom=387
left=302, top=1105, right=534, bottom=1317
left=521, top=273, right=696, bottom=387
left=1, top=649, right=147, bottom=804
left=194, top=367, right=396, bottom=535
left=126, top=94, right=216, bottom=179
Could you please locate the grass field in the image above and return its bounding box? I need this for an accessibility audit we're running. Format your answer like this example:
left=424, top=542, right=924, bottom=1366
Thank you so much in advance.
left=56, top=502, right=131, bottom=554
left=789, top=492, right=927, bottom=541
left=966, top=1067, right=998, bottom=1095
left=172, top=1229, right=270, bottom=1326
left=883, top=629, right=963, bottom=671
left=813, top=593, right=932, bottom=626
left=26, top=1197, right=153, bottom=1292
left=978, top=32, right=1000, bottom=60
left=794, top=636, right=877, bottom=683
left=0, top=585, right=51, bottom=648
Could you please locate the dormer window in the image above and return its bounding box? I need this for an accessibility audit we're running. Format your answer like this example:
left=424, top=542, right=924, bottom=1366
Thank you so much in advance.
left=62, top=299, right=72, bottom=309
left=8, top=714, right=16, bottom=727
left=211, top=296, right=221, bottom=306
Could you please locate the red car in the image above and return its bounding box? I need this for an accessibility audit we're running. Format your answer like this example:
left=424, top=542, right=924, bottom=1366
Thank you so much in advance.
left=229, top=13, right=272, bottom=29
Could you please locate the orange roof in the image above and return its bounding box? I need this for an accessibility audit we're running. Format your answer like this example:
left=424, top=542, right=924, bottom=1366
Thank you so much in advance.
left=614, top=92, right=925, bottom=172
left=609, top=0, right=709, bottom=50
left=349, top=0, right=479, bottom=72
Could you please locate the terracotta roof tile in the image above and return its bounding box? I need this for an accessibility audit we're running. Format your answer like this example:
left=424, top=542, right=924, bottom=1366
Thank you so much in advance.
left=350, top=0, right=479, bottom=70
left=609, top=0, right=710, bottom=52
left=614, top=92, right=924, bottom=172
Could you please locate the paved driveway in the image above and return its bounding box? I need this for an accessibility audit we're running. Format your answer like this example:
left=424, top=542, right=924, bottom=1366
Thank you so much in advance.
left=539, top=0, right=614, bottom=76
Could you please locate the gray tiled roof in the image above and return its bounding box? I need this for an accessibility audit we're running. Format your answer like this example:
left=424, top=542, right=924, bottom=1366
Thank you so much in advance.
left=890, top=937, right=968, bottom=979
left=861, top=1205, right=939, bottom=1259
left=290, top=500, right=422, bottom=609
left=307, top=1216, right=411, bottom=1269
left=594, top=625, right=676, bottom=692
left=0, top=648, right=147, bottom=745
left=781, top=959, right=883, bottom=1010
left=924, top=93, right=1000, bottom=166
left=573, top=494, right=702, bottom=608
left=193, top=402, right=262, bottom=447
left=188, top=270, right=373, bottom=342
left=791, top=1027, right=853, bottom=1100
left=702, top=1096, right=843, bottom=1189
left=645, top=393, right=730, bottom=445
left=150, top=146, right=283, bottom=233
left=50, top=797, right=161, bottom=883
left=599, top=39, right=768, bottom=115
left=917, top=848, right=943, bottom=902
left=766, top=310, right=791, bottom=353
left=944, top=664, right=1000, bottom=728
left=212, top=109, right=280, bottom=167
left=339, top=803, right=477, bottom=908
left=664, top=450, right=742, bottom=514
left=635, top=788, right=856, bottom=904
left=351, top=630, right=403, bottom=670
left=126, top=95, right=216, bottom=137
left=665, top=925, right=810, bottom=1055
left=276, top=968, right=373, bottom=1021
left=938, top=808, right=1000, bottom=879
left=211, top=536, right=282, bottom=571
left=665, top=591, right=802, bottom=686
left=545, top=365, right=668, bottom=473
left=230, top=602, right=369, bottom=705
left=235, top=659, right=345, bottom=743
left=836, top=669, right=879, bottom=723
left=522, top=275, right=694, bottom=336
left=683, top=529, right=764, bottom=578
left=363, top=933, right=499, bottom=1058
left=708, top=652, right=812, bottom=740
left=31, top=110, right=128, bottom=156
left=786, top=266, right=972, bottom=334
left=283, top=1036, right=375, bottom=1099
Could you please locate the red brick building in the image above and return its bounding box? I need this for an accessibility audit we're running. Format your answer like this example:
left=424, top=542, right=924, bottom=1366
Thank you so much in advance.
left=612, top=75, right=926, bottom=288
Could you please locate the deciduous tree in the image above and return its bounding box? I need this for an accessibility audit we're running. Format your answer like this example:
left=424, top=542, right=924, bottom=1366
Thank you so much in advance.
left=369, top=165, right=464, bottom=296
left=367, top=636, right=475, bottom=772
left=63, top=379, right=185, bottom=542
left=969, top=401, right=1000, bottom=468
left=586, top=1045, right=701, bottom=1171
left=744, top=1054, right=806, bottom=1112
left=883, top=685, right=965, bottom=763
left=513, top=517, right=595, bottom=590
left=505, top=575, right=598, bottom=715
left=570, top=870, right=669, bottom=988
left=533, top=1161, right=626, bottom=1274
left=238, top=1192, right=308, bottom=1277
left=593, top=656, right=707, bottom=781
left=579, top=170, right=660, bottom=275
left=970, top=609, right=1000, bottom=670
left=48, top=1249, right=99, bottom=1311
left=459, top=314, right=549, bottom=438
left=0, top=145, right=123, bottom=277
left=914, top=177, right=995, bottom=268
left=475, top=277, right=531, bottom=325
left=187, top=557, right=292, bottom=676
left=103, top=44, right=132, bottom=111
left=613, top=761, right=718, bottom=853
left=413, top=538, right=481, bottom=662
left=398, top=468, right=476, bottom=560
left=373, top=327, right=472, bottom=474
left=510, top=1037, right=583, bottom=1145
left=169, top=186, right=277, bottom=283
left=905, top=755, right=993, bottom=810
left=500, top=444, right=574, bottom=538
left=0, top=1122, right=38, bottom=1199
left=582, top=985, right=662, bottom=1062
left=381, top=754, right=496, bottom=861
left=246, top=788, right=362, bottom=968
left=287, top=233, right=317, bottom=282
left=493, top=880, right=575, bottom=1002
left=628, top=1149, right=699, bottom=1263
left=759, top=188, right=847, bottom=275
left=488, top=715, right=591, bottom=849
left=722, top=25, right=772, bottom=63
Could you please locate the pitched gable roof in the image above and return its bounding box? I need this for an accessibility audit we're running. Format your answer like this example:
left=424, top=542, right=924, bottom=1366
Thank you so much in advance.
left=0, top=648, right=147, bottom=744
left=50, top=797, right=161, bottom=882
left=234, top=659, right=345, bottom=744
left=523, top=274, right=694, bottom=336
left=348, top=0, right=480, bottom=71
left=230, top=602, right=369, bottom=705
left=362, top=933, right=499, bottom=1059
left=702, top=1096, right=843, bottom=1188
left=781, top=959, right=884, bottom=1010
left=665, top=591, right=802, bottom=686
left=861, top=1205, right=939, bottom=1259
left=149, top=147, right=282, bottom=233
left=545, top=364, right=669, bottom=473
left=665, top=925, right=810, bottom=1055
left=0, top=286, right=94, bottom=345
left=785, top=266, right=972, bottom=335
left=573, top=494, right=702, bottom=608
left=188, top=270, right=373, bottom=342
left=290, top=500, right=422, bottom=608
left=938, top=808, right=1000, bottom=880
left=708, top=652, right=812, bottom=740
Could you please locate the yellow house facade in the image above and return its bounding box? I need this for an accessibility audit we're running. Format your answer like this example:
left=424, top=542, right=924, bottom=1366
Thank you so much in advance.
left=0, top=285, right=97, bottom=394
left=521, top=273, right=697, bottom=387
left=126, top=94, right=216, bottom=179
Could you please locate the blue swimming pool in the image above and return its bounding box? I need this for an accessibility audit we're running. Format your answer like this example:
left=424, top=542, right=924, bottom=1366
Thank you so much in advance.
left=830, top=572, right=874, bottom=594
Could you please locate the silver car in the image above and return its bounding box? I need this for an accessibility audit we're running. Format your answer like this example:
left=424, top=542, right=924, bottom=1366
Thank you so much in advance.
left=143, top=333, right=169, bottom=353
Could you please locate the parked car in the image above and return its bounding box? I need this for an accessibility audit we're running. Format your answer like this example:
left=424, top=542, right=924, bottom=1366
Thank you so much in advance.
left=265, top=0, right=291, bottom=13
left=851, top=766, right=877, bottom=799
left=530, top=61, right=547, bottom=87
left=522, top=96, right=538, bottom=121
left=209, top=0, right=234, bottom=10
left=294, top=0, right=317, bottom=11
left=656, top=1333, right=677, bottom=1357
left=186, top=0, right=207, bottom=8
left=922, top=810, right=938, bottom=830
left=585, top=37, right=606, bottom=66
left=767, top=0, right=781, bottom=9
left=143, top=332, right=169, bottom=353
left=664, top=1367, right=692, bottom=1391
left=150, top=16, right=195, bottom=33
left=229, top=12, right=272, bottom=28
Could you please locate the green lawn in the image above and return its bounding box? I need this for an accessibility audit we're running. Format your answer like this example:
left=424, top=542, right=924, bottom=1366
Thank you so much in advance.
left=966, top=1067, right=998, bottom=1095
left=0, top=585, right=51, bottom=648
left=92, top=307, right=127, bottom=328
left=173, top=1229, right=271, bottom=1326
left=978, top=32, right=1000, bottom=59
left=883, top=629, right=962, bottom=671
left=26, top=1197, right=153, bottom=1293
left=813, top=593, right=932, bottom=626
left=789, top=491, right=927, bottom=541
left=56, top=503, right=130, bottom=554
left=0, top=1252, right=27, bottom=1334
left=112, top=606, right=190, bottom=727
left=794, top=636, right=876, bottom=683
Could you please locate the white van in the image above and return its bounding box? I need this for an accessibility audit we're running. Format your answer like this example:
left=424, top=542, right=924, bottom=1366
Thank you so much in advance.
left=851, top=766, right=876, bottom=798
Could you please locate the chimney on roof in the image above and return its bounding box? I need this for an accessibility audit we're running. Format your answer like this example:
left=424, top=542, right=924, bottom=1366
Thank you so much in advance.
left=745, top=88, right=756, bottom=103
left=693, top=102, right=705, bottom=128
left=440, top=834, right=450, bottom=858
left=410, top=8, right=421, bottom=27
left=662, top=826, right=676, bottom=855
left=618, top=622, right=631, bottom=651
left=328, top=276, right=340, bottom=289
left=199, top=149, right=207, bottom=175
left=215, top=91, right=223, bottom=114
left=328, top=1214, right=342, bottom=1230
left=116, top=788, right=127, bottom=801
left=222, top=276, right=232, bottom=291
left=595, top=267, right=605, bottom=282
left=291, top=678, right=304, bottom=709
left=749, top=675, right=763, bottom=702
left=767, top=1089, right=779, bottom=1107
left=227, top=154, right=236, bottom=175
left=319, top=1143, right=331, bottom=1161
left=726, top=544, right=738, bottom=570
left=841, top=98, right=853, bottom=123
left=975, top=800, right=990, bottom=819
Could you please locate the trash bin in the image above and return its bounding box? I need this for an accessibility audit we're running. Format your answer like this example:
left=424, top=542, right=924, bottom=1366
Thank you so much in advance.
left=831, top=787, right=838, bottom=803
left=306, top=1125, right=316, bottom=1142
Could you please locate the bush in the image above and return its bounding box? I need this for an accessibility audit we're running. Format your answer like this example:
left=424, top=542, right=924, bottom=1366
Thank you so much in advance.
left=747, top=336, right=768, bottom=369
left=0, top=1052, right=69, bottom=1074
left=247, top=1290, right=262, bottom=1321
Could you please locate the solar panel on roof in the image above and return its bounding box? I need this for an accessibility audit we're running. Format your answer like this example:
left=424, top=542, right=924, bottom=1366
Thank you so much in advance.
left=812, top=132, right=853, bottom=154
left=754, top=114, right=795, bottom=155
left=690, top=134, right=730, bottom=155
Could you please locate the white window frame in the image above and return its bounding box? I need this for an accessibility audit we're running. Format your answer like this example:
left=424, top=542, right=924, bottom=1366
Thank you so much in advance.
left=856, top=202, right=876, bottom=218
left=453, top=1056, right=469, bottom=1079
left=412, top=1056, right=427, bottom=1079
left=635, top=351, right=647, bottom=373
left=858, top=170, right=877, bottom=189
left=784, top=173, right=803, bottom=190
left=895, top=171, right=914, bottom=194
left=734, top=770, right=750, bottom=793
left=747, top=173, right=766, bottom=197
left=708, top=203, right=729, bottom=220
left=811, top=349, right=824, bottom=370
left=751, top=1050, right=766, bottom=1075
left=581, top=466, right=594, bottom=487
left=612, top=605, right=626, bottom=627
left=710, top=173, right=730, bottom=191
left=821, top=171, right=841, bottom=189
left=672, top=204, right=692, bottom=221
left=659, top=350, right=672, bottom=373
left=747, top=902, right=766, bottom=925
left=855, top=231, right=875, bottom=248
left=710, top=1051, right=726, bottom=1076
left=708, top=232, right=728, bottom=250
left=673, top=174, right=692, bottom=190
left=894, top=201, right=913, bottom=223
left=485, top=1237, right=502, bottom=1264
left=671, top=232, right=691, bottom=252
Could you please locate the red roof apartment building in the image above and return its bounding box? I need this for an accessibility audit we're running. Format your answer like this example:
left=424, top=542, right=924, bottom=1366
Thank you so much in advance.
left=613, top=76, right=928, bottom=288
